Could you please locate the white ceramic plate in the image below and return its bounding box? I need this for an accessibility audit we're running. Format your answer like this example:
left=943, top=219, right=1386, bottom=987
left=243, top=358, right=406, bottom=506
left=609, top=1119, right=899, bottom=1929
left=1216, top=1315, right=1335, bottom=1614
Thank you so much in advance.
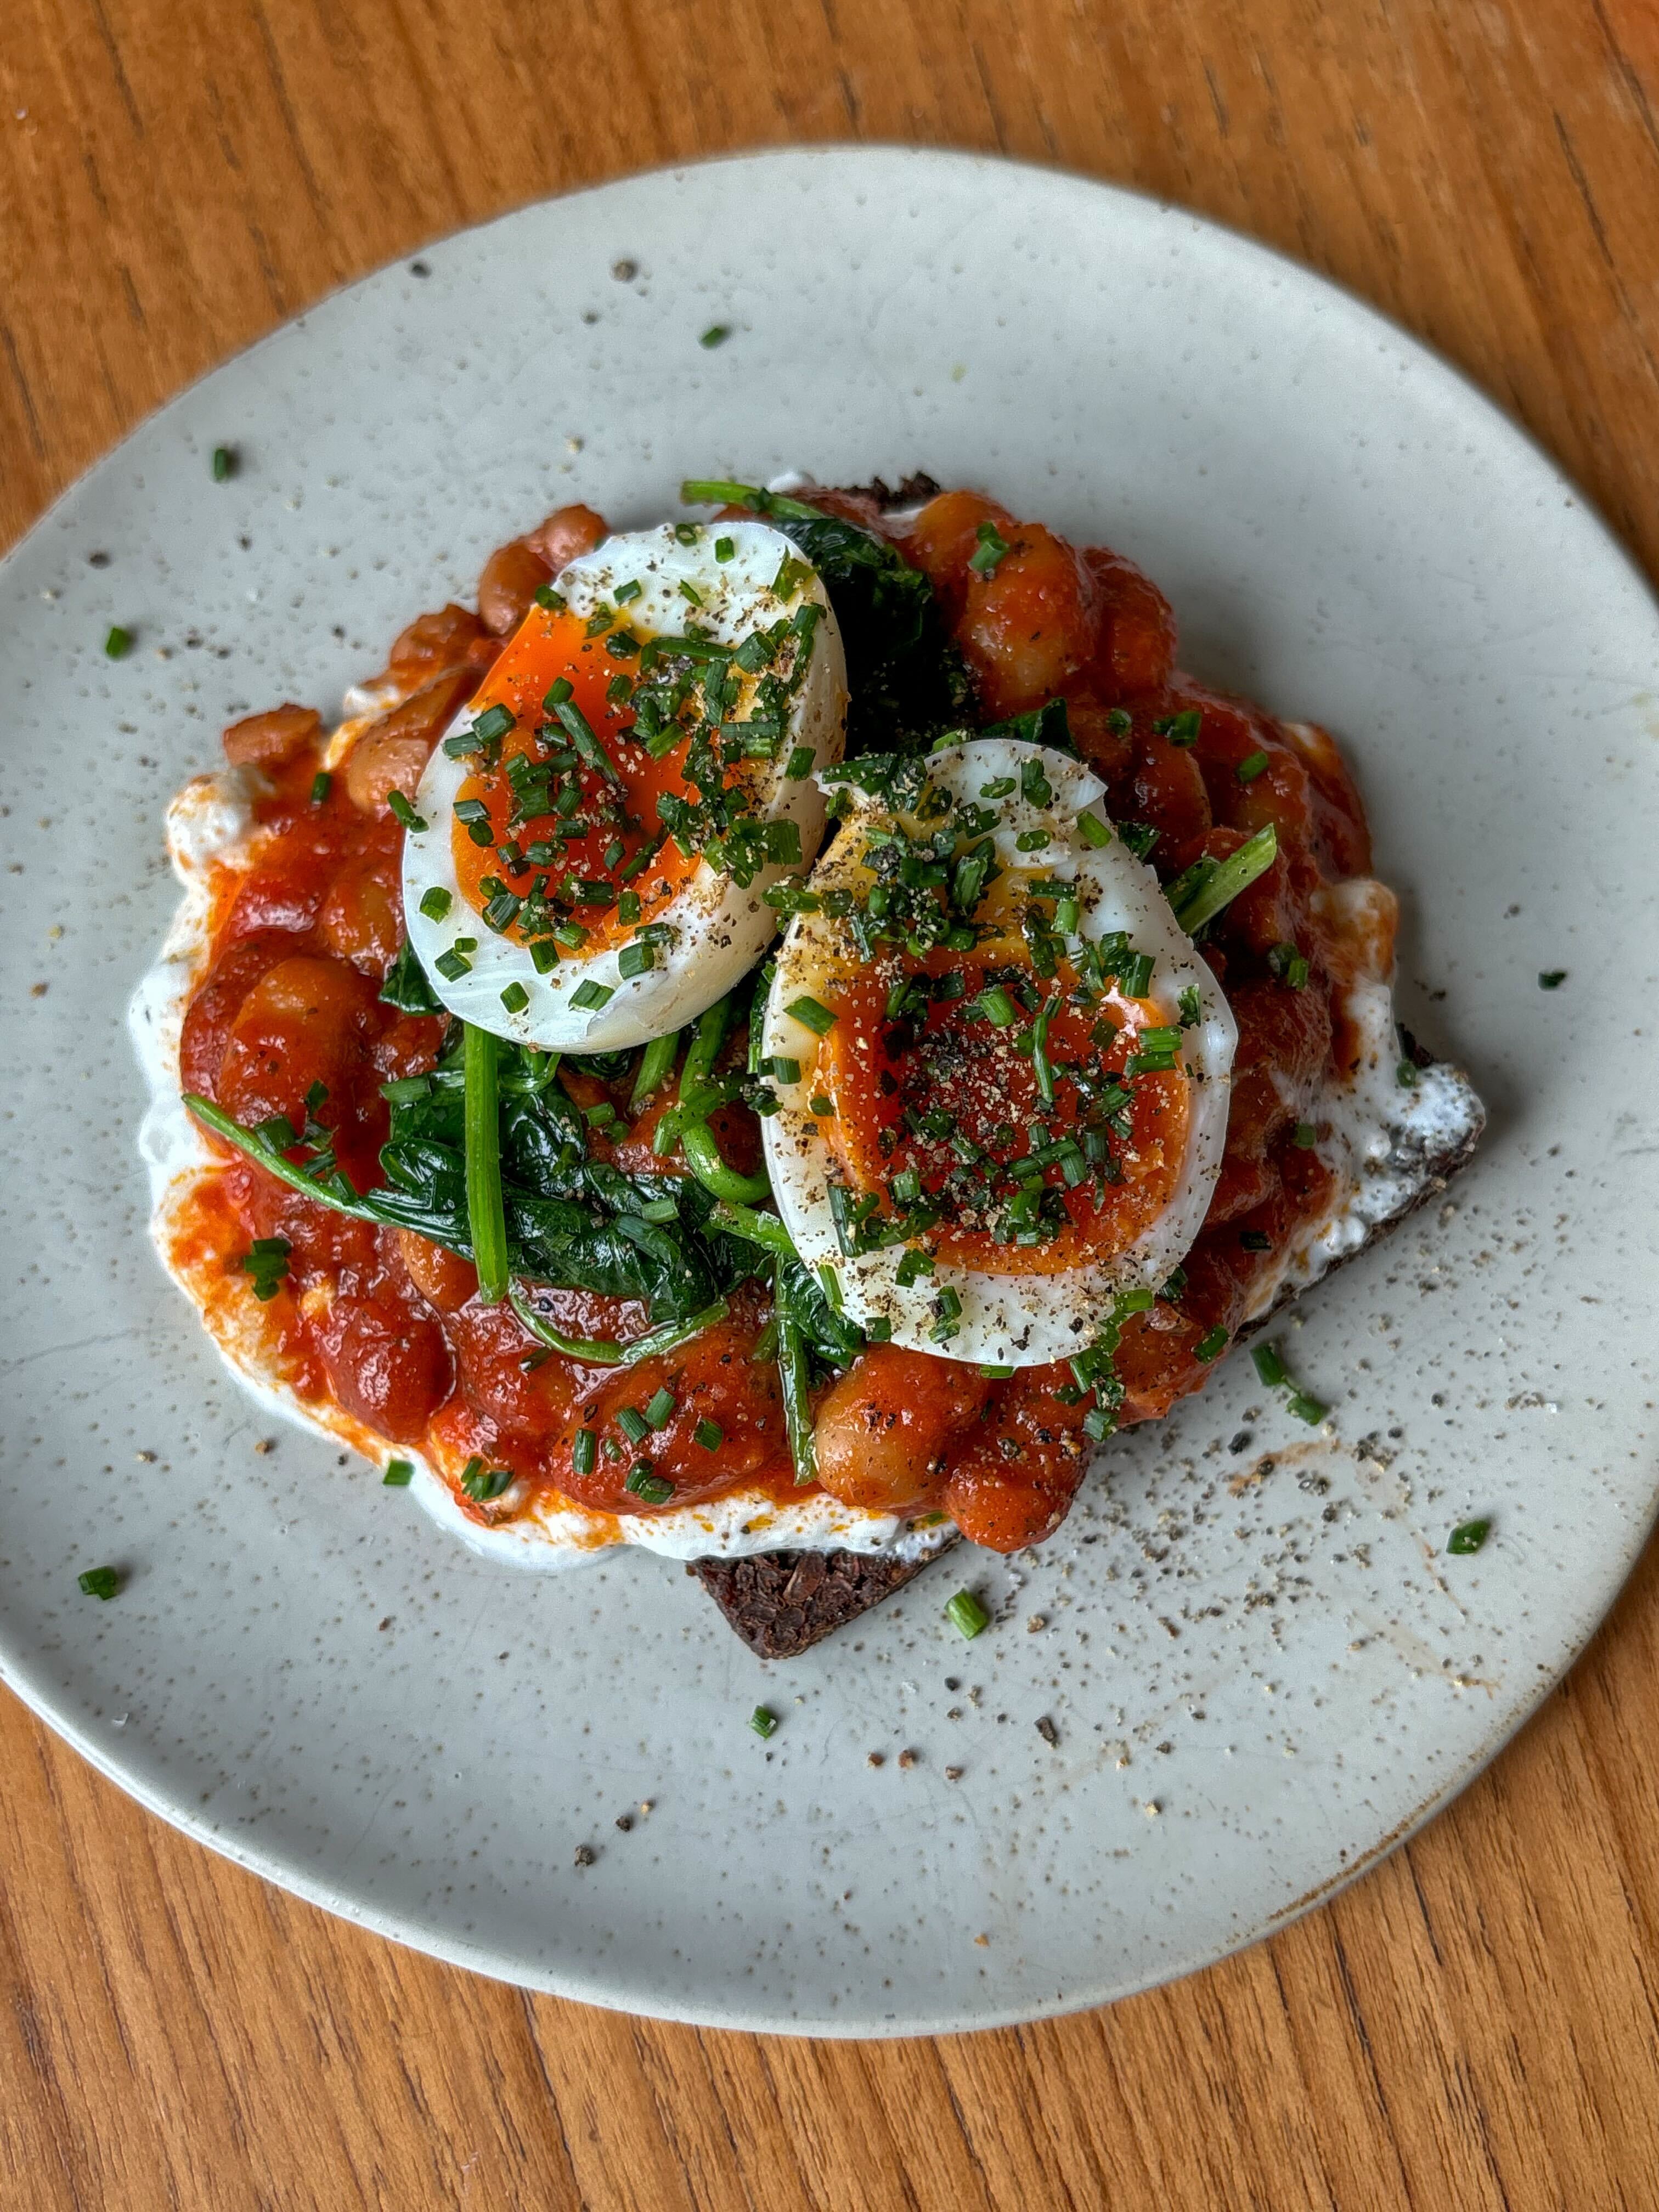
left=3, top=148, right=1657, bottom=2036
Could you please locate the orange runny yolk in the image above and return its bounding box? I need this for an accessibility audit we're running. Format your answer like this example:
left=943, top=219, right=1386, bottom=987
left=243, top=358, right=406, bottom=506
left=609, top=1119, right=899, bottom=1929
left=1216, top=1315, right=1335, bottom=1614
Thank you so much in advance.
left=449, top=603, right=698, bottom=955
left=814, top=945, right=1190, bottom=1276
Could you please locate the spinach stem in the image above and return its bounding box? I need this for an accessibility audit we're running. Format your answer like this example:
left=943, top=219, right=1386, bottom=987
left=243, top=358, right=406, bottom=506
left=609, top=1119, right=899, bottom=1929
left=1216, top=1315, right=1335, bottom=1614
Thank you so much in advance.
left=509, top=1288, right=728, bottom=1368
left=183, top=1095, right=378, bottom=1221
left=464, top=1022, right=509, bottom=1304
left=679, top=1122, right=771, bottom=1205
left=631, top=1029, right=682, bottom=1114
left=679, top=478, right=821, bottom=522
left=708, top=1200, right=798, bottom=1258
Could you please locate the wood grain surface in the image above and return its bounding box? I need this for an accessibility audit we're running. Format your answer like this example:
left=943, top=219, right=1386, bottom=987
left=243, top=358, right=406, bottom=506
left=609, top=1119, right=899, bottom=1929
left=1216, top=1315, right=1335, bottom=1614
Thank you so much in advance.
left=4, top=2, right=1659, bottom=2205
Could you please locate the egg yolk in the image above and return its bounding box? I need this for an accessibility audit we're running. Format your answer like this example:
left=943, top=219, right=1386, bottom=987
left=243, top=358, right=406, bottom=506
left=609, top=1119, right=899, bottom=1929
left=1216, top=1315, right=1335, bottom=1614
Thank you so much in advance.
left=449, top=603, right=699, bottom=955
left=814, top=947, right=1190, bottom=1276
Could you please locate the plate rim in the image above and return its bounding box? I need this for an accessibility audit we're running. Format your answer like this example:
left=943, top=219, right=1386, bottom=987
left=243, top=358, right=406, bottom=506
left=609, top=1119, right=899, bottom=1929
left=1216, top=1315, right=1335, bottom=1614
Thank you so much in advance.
left=4, top=140, right=1658, bottom=2036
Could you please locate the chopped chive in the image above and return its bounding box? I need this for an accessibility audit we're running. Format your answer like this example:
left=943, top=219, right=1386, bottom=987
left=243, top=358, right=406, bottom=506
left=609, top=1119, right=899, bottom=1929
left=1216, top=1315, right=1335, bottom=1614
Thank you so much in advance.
left=1267, top=941, right=1310, bottom=989
left=1396, top=1058, right=1419, bottom=1089
left=104, top=625, right=132, bottom=659
left=1538, top=969, right=1567, bottom=990
left=1076, top=810, right=1112, bottom=849
left=1171, top=823, right=1277, bottom=934
left=1195, top=1325, right=1228, bottom=1362
left=644, top=1386, right=677, bottom=1431
left=694, top=1417, right=724, bottom=1452
left=617, top=1406, right=651, bottom=1445
left=968, top=520, right=1009, bottom=577
left=1235, top=749, right=1270, bottom=783
left=977, top=986, right=1017, bottom=1027
left=500, top=981, right=530, bottom=1014
left=419, top=885, right=453, bottom=922
left=617, top=940, right=656, bottom=980
left=786, top=994, right=837, bottom=1036
left=1447, top=1517, right=1491, bottom=1555
left=749, top=1705, right=778, bottom=1738
left=1251, top=1342, right=1288, bottom=1387
left=533, top=584, right=566, bottom=612
left=1032, top=996, right=1059, bottom=1108
left=211, top=444, right=234, bottom=481
left=387, top=789, right=427, bottom=832
left=700, top=324, right=732, bottom=348
left=1154, top=708, right=1203, bottom=747
left=460, top=1459, right=512, bottom=1502
left=309, top=770, right=332, bottom=805
left=572, top=1428, right=597, bottom=1477
left=473, top=703, right=516, bottom=743
left=624, top=1462, right=675, bottom=1500
left=435, top=947, right=472, bottom=980
left=784, top=744, right=815, bottom=779
left=946, top=1589, right=990, bottom=1639
left=614, top=578, right=643, bottom=604
left=382, top=1459, right=414, bottom=1487
left=978, top=1363, right=1014, bottom=1379
left=1286, top=1391, right=1327, bottom=1425
left=714, top=535, right=735, bottom=562
left=1293, top=1121, right=1317, bottom=1148
left=571, top=979, right=614, bottom=1011
left=78, top=1565, right=120, bottom=1600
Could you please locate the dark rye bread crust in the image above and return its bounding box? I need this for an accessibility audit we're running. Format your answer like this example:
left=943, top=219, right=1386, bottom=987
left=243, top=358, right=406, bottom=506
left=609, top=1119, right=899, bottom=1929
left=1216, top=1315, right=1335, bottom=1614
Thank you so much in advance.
left=696, top=1034, right=1484, bottom=1660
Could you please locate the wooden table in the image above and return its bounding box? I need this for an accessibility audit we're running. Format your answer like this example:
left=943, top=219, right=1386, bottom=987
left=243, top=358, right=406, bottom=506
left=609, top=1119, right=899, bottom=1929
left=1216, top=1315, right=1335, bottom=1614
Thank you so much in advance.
left=5, top=2, right=1658, bottom=2203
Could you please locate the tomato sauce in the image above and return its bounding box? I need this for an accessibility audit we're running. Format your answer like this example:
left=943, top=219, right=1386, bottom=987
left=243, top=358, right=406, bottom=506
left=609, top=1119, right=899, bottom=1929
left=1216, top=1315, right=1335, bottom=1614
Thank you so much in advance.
left=170, top=492, right=1378, bottom=1556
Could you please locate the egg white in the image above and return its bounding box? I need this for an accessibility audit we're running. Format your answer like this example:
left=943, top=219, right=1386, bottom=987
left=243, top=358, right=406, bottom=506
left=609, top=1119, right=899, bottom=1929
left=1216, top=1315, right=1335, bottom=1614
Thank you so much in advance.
left=402, top=521, right=847, bottom=1053
left=761, top=737, right=1240, bottom=1368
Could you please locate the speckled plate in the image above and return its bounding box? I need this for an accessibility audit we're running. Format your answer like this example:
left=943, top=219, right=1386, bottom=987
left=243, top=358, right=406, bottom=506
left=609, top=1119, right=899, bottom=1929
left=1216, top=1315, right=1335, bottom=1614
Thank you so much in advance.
left=3, top=148, right=1657, bottom=2036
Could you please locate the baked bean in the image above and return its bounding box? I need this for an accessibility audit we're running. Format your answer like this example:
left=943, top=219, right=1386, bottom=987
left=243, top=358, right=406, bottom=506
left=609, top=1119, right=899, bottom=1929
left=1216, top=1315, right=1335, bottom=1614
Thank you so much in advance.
left=222, top=703, right=322, bottom=770
left=524, top=503, right=607, bottom=574
left=397, top=1230, right=477, bottom=1313
left=319, top=850, right=402, bottom=974
left=477, top=539, right=554, bottom=636
left=813, top=1344, right=990, bottom=1513
left=941, top=1372, right=1087, bottom=1551
left=316, top=1293, right=452, bottom=1443
left=1083, top=548, right=1178, bottom=698
left=216, top=954, right=382, bottom=1133
left=388, top=603, right=486, bottom=684
left=345, top=667, right=477, bottom=814
left=179, top=931, right=297, bottom=1099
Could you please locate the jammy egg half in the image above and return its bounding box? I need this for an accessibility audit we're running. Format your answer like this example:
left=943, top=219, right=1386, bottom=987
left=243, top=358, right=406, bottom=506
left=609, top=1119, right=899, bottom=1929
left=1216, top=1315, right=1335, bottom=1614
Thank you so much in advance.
left=403, top=521, right=847, bottom=1051
left=761, top=737, right=1239, bottom=1367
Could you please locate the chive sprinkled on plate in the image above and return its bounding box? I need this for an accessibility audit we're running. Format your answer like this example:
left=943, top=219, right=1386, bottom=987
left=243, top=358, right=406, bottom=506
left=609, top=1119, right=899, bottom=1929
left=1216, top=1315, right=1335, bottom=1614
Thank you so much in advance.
left=699, top=324, right=732, bottom=348
left=1538, top=969, right=1566, bottom=989
left=749, top=1705, right=778, bottom=1737
left=104, top=625, right=132, bottom=659
left=78, top=1566, right=120, bottom=1601
left=1447, top=1517, right=1491, bottom=1554
left=946, top=1589, right=990, bottom=1639
left=382, top=1460, right=414, bottom=1487
left=1251, top=1343, right=1288, bottom=1388
left=211, top=444, right=235, bottom=481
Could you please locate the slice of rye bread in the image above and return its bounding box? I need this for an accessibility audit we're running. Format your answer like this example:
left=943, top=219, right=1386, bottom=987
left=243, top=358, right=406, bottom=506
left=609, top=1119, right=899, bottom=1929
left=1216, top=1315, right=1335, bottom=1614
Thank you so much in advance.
left=695, top=1032, right=1486, bottom=1659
